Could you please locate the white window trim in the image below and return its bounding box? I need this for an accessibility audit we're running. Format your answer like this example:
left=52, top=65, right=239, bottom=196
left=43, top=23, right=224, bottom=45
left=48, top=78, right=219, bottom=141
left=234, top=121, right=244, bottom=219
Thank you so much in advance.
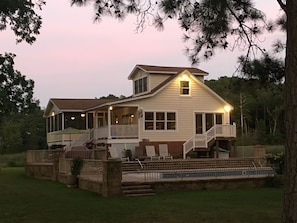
left=134, top=76, right=148, bottom=95
left=179, top=80, right=191, bottom=96
left=144, top=111, right=177, bottom=131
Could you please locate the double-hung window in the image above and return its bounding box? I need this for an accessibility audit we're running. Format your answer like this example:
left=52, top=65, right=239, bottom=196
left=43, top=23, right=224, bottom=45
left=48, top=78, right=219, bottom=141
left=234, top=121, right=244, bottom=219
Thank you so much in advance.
left=144, top=111, right=176, bottom=130
left=180, top=80, right=190, bottom=95
left=134, top=77, right=148, bottom=94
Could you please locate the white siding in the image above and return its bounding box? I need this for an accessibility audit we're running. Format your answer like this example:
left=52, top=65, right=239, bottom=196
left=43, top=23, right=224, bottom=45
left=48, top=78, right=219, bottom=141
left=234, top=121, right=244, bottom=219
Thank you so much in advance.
left=117, top=71, right=230, bottom=142
left=137, top=73, right=228, bottom=141
left=149, top=74, right=171, bottom=90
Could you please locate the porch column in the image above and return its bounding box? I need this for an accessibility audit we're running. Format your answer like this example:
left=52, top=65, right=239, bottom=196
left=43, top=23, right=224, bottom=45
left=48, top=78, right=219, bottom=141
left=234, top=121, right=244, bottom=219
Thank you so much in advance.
left=85, top=112, right=88, bottom=129
left=108, top=106, right=112, bottom=139
left=62, top=113, right=65, bottom=130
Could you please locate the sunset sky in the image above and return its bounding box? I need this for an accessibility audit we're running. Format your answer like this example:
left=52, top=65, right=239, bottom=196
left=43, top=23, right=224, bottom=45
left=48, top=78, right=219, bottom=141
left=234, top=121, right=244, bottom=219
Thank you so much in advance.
left=2, top=0, right=284, bottom=108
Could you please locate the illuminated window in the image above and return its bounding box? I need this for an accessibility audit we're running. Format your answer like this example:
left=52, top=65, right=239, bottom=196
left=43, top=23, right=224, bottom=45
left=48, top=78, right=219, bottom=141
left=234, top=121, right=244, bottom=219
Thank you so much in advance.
left=180, top=81, right=190, bottom=95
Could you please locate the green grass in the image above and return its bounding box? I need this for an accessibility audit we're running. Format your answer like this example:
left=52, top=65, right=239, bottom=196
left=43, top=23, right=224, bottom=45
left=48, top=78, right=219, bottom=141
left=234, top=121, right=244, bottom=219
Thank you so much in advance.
left=0, top=167, right=282, bottom=223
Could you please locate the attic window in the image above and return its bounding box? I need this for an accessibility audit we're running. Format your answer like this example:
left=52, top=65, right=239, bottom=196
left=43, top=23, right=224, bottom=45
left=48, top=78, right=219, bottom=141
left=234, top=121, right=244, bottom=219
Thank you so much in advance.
left=180, top=80, right=190, bottom=95
left=134, top=77, right=148, bottom=94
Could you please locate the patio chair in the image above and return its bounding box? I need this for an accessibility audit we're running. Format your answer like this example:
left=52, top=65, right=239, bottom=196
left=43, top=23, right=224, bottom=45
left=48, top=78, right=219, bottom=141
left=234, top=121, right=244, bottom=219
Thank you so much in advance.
left=159, top=144, right=173, bottom=160
left=135, top=146, right=147, bottom=161
left=108, top=147, right=129, bottom=161
left=145, top=145, right=160, bottom=160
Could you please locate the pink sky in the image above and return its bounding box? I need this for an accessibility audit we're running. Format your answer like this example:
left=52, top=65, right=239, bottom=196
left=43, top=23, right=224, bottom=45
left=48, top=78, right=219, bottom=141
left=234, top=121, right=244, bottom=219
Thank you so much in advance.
left=1, top=0, right=284, bottom=108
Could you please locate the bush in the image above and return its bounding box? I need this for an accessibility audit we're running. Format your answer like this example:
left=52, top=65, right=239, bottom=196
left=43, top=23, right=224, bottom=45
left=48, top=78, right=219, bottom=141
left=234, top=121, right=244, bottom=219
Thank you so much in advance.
left=0, top=153, right=25, bottom=167
left=266, top=152, right=285, bottom=174
left=265, top=175, right=284, bottom=188
left=70, top=157, right=83, bottom=176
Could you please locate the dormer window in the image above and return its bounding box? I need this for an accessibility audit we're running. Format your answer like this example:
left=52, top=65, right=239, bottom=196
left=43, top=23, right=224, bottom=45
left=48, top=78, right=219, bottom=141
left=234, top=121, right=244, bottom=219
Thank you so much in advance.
left=134, top=77, right=148, bottom=94
left=180, top=80, right=190, bottom=95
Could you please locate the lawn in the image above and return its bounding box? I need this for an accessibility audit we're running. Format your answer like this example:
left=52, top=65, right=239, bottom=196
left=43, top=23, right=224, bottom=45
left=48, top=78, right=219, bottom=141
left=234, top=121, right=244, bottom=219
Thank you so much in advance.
left=0, top=167, right=282, bottom=223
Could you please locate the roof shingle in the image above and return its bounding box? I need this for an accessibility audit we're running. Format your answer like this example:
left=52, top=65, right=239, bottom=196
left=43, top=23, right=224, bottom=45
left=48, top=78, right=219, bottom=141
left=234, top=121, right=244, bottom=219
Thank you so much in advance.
left=50, top=98, right=116, bottom=110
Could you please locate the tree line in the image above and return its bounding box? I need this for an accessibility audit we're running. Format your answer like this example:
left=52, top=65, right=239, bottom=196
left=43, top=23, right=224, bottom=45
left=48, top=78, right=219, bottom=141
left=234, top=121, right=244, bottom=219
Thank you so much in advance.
left=206, top=76, right=284, bottom=145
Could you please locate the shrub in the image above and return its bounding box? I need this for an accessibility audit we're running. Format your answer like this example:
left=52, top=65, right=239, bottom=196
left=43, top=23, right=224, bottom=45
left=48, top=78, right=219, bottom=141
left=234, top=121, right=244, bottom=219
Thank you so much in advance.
left=70, top=157, right=83, bottom=176
left=266, top=152, right=285, bottom=174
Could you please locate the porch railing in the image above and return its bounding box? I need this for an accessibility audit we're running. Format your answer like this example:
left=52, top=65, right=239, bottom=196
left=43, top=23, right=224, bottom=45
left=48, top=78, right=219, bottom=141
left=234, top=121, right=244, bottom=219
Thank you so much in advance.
left=183, top=124, right=237, bottom=159
left=91, top=125, right=138, bottom=140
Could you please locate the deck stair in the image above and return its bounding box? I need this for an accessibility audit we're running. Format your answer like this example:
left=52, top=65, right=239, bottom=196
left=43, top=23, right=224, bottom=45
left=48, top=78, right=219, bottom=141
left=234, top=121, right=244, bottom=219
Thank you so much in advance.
left=122, top=161, right=143, bottom=172
left=183, top=124, right=236, bottom=159
left=122, top=182, right=155, bottom=197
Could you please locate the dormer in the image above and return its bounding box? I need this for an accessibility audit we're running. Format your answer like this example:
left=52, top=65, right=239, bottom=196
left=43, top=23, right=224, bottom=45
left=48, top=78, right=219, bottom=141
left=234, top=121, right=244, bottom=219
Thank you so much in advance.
left=128, top=64, right=208, bottom=97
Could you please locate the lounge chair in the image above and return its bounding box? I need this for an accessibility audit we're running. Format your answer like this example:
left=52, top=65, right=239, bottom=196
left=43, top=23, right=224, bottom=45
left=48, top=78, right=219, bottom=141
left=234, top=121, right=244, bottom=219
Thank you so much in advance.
left=159, top=144, right=173, bottom=160
left=145, top=145, right=160, bottom=160
left=134, top=146, right=147, bottom=161
left=108, top=147, right=129, bottom=161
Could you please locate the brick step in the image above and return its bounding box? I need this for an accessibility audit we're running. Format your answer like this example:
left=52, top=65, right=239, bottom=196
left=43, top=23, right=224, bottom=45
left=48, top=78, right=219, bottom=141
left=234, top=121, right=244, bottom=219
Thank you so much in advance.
left=122, top=183, right=155, bottom=197
left=124, top=192, right=156, bottom=197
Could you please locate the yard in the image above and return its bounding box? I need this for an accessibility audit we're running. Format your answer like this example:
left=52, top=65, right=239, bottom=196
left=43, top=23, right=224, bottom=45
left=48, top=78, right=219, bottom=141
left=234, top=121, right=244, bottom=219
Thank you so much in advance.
left=0, top=167, right=282, bottom=223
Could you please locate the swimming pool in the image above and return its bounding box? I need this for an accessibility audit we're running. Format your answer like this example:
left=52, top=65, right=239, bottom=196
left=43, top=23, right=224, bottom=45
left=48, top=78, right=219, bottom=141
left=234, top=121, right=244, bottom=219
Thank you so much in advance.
left=123, top=167, right=275, bottom=182
left=160, top=168, right=275, bottom=179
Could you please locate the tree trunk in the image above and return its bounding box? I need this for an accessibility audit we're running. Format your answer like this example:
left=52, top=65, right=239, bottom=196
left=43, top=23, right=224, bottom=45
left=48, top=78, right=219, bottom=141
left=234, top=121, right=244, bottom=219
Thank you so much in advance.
left=283, top=0, right=297, bottom=222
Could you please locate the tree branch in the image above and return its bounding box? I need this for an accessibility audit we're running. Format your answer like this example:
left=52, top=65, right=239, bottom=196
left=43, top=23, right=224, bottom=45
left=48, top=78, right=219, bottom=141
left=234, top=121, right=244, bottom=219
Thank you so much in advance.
left=276, top=0, right=287, bottom=13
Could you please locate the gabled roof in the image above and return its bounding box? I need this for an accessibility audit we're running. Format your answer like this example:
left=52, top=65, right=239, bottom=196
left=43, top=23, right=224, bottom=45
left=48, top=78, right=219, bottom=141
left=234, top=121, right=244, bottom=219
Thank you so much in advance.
left=128, top=64, right=208, bottom=80
left=97, top=70, right=232, bottom=110
left=44, top=98, right=117, bottom=116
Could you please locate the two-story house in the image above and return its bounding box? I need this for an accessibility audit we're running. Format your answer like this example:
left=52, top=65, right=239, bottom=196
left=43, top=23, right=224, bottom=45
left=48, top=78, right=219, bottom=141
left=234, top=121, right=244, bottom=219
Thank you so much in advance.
left=44, top=65, right=236, bottom=158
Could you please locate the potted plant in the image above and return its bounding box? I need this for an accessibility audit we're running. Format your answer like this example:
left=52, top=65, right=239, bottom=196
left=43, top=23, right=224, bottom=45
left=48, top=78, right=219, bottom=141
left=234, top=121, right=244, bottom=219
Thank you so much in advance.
left=67, top=157, right=83, bottom=187
left=124, top=149, right=133, bottom=161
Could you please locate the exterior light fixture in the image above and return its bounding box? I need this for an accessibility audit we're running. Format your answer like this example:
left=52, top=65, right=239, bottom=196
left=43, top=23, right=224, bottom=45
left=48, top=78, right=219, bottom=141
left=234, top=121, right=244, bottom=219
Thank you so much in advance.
left=224, top=105, right=231, bottom=113
left=81, top=113, right=86, bottom=118
left=181, top=74, right=189, bottom=81
left=51, top=112, right=55, bottom=116
left=109, top=106, right=113, bottom=111
left=71, top=116, right=75, bottom=120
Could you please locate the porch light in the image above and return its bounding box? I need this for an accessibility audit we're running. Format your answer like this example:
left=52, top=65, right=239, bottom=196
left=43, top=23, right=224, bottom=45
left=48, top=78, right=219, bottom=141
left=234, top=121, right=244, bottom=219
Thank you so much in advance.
left=130, top=114, right=134, bottom=118
left=51, top=112, right=55, bottom=116
left=71, top=116, right=75, bottom=120
left=109, top=106, right=113, bottom=111
left=181, top=74, right=189, bottom=81
left=224, top=105, right=231, bottom=113
left=80, top=113, right=86, bottom=118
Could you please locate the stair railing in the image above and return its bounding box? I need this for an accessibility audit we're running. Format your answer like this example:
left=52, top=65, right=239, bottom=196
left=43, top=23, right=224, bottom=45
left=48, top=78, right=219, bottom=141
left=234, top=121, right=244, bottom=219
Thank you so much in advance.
left=70, top=130, right=91, bottom=147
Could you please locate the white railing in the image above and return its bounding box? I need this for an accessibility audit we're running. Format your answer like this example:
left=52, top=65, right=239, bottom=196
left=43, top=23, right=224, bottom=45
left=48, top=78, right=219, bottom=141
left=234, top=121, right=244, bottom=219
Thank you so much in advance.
left=110, top=124, right=138, bottom=138
left=91, top=125, right=138, bottom=140
left=70, top=130, right=91, bottom=147
left=183, top=124, right=237, bottom=159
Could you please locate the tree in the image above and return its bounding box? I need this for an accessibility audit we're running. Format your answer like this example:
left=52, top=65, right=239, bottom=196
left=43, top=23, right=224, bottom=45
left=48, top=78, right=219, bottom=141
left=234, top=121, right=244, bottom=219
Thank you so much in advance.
left=0, top=1, right=45, bottom=153
left=0, top=0, right=45, bottom=117
left=240, top=54, right=285, bottom=85
left=205, top=77, right=285, bottom=145
left=0, top=0, right=45, bottom=44
left=0, top=53, right=36, bottom=119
